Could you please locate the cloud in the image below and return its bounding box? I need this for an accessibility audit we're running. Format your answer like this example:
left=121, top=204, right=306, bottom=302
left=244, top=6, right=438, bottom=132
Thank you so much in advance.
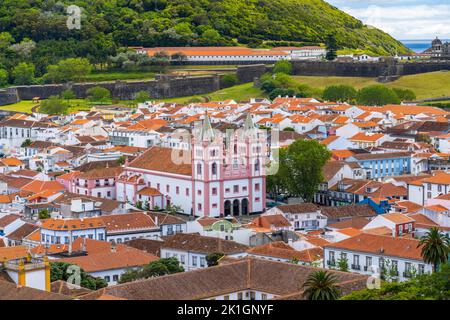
left=326, top=1, right=450, bottom=39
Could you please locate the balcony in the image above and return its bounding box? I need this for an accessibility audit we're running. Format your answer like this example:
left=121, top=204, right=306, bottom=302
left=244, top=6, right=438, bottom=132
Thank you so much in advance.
left=363, top=265, right=369, bottom=271
left=351, top=264, right=361, bottom=271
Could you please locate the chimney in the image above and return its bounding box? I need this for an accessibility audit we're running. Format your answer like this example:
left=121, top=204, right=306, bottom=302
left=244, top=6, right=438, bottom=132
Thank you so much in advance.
left=111, top=241, right=117, bottom=253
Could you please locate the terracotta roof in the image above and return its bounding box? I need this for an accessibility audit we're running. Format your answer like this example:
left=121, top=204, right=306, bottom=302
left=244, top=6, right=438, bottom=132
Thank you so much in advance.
left=394, top=201, right=423, bottom=214
left=0, top=279, right=70, bottom=300
left=40, top=217, right=106, bottom=231
left=0, top=214, right=21, bottom=227
left=6, top=223, right=38, bottom=241
left=21, top=180, right=65, bottom=194
left=349, top=132, right=384, bottom=142
left=56, top=245, right=158, bottom=273
left=161, top=233, right=248, bottom=255
left=248, top=214, right=291, bottom=229
left=137, top=187, right=163, bottom=196
left=320, top=204, right=377, bottom=219
left=76, top=166, right=123, bottom=180
left=328, top=217, right=372, bottom=230
left=325, top=233, right=424, bottom=261
left=275, top=203, right=319, bottom=214
left=247, top=242, right=323, bottom=263
left=101, top=212, right=157, bottom=233
left=127, top=146, right=192, bottom=176
left=51, top=280, right=92, bottom=298
left=425, top=204, right=449, bottom=212
left=146, top=211, right=187, bottom=226
left=80, top=258, right=367, bottom=300
left=0, top=246, right=29, bottom=262
left=124, top=238, right=164, bottom=256
left=140, top=47, right=289, bottom=57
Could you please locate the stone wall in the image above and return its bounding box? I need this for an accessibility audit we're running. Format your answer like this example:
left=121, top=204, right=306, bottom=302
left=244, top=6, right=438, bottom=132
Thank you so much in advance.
left=236, top=64, right=269, bottom=83
left=0, top=74, right=221, bottom=106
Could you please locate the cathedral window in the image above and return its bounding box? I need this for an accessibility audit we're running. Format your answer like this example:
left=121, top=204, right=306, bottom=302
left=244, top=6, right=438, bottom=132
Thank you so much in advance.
left=212, top=162, right=217, bottom=175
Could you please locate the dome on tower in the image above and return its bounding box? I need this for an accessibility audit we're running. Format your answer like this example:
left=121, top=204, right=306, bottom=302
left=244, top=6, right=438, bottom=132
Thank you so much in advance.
left=432, top=37, right=442, bottom=46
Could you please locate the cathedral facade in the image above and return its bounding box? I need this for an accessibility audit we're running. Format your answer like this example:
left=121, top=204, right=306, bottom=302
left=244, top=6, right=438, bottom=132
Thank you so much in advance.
left=429, top=37, right=450, bottom=59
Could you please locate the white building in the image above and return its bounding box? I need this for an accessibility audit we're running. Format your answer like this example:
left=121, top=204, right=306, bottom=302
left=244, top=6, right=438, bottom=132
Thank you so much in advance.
left=324, top=233, right=432, bottom=282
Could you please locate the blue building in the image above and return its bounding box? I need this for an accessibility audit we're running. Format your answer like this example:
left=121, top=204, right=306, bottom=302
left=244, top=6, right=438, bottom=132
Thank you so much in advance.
left=346, top=152, right=411, bottom=179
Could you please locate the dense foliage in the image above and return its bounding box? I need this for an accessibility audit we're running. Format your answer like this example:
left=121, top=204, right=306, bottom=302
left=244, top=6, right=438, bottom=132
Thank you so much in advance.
left=118, top=257, right=184, bottom=284
left=50, top=262, right=108, bottom=290
left=322, top=84, right=357, bottom=103
left=267, top=139, right=331, bottom=203
left=0, top=0, right=409, bottom=86
left=342, top=263, right=450, bottom=300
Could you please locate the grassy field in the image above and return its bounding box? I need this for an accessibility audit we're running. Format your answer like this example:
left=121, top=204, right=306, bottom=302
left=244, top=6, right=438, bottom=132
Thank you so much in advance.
left=292, top=71, right=450, bottom=100
left=0, top=100, right=37, bottom=113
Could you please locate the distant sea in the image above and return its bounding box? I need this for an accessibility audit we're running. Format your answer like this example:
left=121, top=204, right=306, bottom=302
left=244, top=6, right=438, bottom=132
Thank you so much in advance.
left=401, top=39, right=450, bottom=53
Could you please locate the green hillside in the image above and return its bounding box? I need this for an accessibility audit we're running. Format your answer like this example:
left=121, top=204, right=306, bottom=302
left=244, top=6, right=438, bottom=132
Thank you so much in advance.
left=0, top=0, right=408, bottom=78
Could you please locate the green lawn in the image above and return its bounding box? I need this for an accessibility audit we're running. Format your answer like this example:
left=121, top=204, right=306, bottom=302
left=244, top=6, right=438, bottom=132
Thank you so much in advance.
left=0, top=100, right=37, bottom=113
left=292, top=71, right=450, bottom=100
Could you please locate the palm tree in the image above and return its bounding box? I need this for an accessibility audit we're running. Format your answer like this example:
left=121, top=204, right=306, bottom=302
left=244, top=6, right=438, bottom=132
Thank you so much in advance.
left=418, top=227, right=450, bottom=272
left=302, top=270, right=341, bottom=300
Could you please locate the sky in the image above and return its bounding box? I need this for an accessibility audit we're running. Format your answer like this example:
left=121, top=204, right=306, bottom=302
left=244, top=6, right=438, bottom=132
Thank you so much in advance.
left=326, top=0, right=450, bottom=40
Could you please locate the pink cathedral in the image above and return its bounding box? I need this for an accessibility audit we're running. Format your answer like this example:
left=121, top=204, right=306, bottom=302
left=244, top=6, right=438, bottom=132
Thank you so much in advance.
left=116, top=114, right=267, bottom=217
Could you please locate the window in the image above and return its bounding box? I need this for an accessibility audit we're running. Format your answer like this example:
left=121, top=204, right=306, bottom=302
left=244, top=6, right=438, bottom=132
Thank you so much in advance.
left=255, top=183, right=260, bottom=191
left=427, top=192, right=432, bottom=198
left=198, top=203, right=202, bottom=211
left=165, top=252, right=170, bottom=258
left=192, top=256, right=198, bottom=266
left=418, top=264, right=425, bottom=275
left=186, top=188, right=190, bottom=196
left=107, top=191, right=111, bottom=197
left=166, top=185, right=170, bottom=193
left=254, top=159, right=260, bottom=172
left=212, top=203, right=218, bottom=208
left=200, top=257, right=206, bottom=267
left=176, top=186, right=179, bottom=194
left=157, top=183, right=160, bottom=190
left=212, top=163, right=217, bottom=175
left=180, top=255, right=185, bottom=264
left=353, top=255, right=360, bottom=266
left=366, top=256, right=372, bottom=268
left=261, top=294, right=267, bottom=300
left=255, top=197, right=260, bottom=202
left=237, top=292, right=243, bottom=300
left=104, top=276, right=111, bottom=282
left=224, top=295, right=230, bottom=300
left=212, top=188, right=217, bottom=196
left=233, top=185, right=239, bottom=193
left=113, top=275, right=119, bottom=282
left=197, top=163, right=202, bottom=175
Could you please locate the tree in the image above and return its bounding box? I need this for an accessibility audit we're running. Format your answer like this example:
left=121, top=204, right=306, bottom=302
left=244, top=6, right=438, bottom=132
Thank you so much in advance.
left=281, top=139, right=331, bottom=202
left=220, top=73, right=238, bottom=88
left=325, top=33, right=338, bottom=61
left=170, top=52, right=187, bottom=65
left=283, top=127, right=295, bottom=132
left=418, top=227, right=450, bottom=272
left=134, top=91, right=150, bottom=104
left=273, top=60, right=292, bottom=75
left=337, top=256, right=349, bottom=272
left=0, top=69, right=8, bottom=87
left=322, top=85, right=357, bottom=103
left=119, top=257, right=184, bottom=284
left=61, top=89, right=76, bottom=101
left=12, top=62, right=35, bottom=85
left=356, top=85, right=401, bottom=106
left=392, top=88, right=416, bottom=101
left=9, top=38, right=36, bottom=59
left=21, top=139, right=32, bottom=148
left=302, top=270, right=341, bottom=300
left=269, top=88, right=295, bottom=100
left=341, top=263, right=450, bottom=300
left=206, top=253, right=225, bottom=267
left=50, top=262, right=107, bottom=290
left=38, top=209, right=51, bottom=220
left=40, top=96, right=69, bottom=115
left=87, top=86, right=111, bottom=103
left=117, top=155, right=126, bottom=165
left=44, top=58, right=92, bottom=83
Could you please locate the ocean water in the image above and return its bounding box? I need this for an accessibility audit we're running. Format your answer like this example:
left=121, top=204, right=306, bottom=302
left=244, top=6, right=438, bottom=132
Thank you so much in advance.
left=401, top=39, right=450, bottom=53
